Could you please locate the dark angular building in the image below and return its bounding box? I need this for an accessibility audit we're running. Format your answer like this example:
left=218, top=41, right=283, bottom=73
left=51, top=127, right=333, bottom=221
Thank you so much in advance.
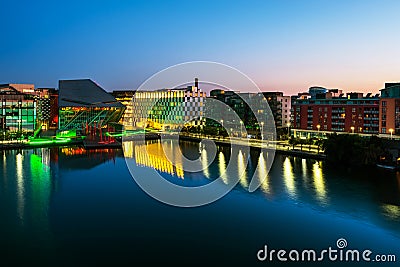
left=58, top=79, right=125, bottom=131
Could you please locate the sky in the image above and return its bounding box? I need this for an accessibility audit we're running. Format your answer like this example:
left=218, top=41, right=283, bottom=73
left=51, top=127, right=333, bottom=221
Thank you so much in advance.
left=1, top=0, right=400, bottom=95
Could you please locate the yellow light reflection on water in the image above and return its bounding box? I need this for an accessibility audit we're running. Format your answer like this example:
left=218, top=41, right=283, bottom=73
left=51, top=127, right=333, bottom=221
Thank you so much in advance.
left=257, top=152, right=270, bottom=194
left=133, top=142, right=184, bottom=179
left=312, top=162, right=327, bottom=204
left=238, top=150, right=248, bottom=189
left=381, top=204, right=400, bottom=219
left=301, top=159, right=308, bottom=182
left=218, top=152, right=228, bottom=184
left=283, top=157, right=296, bottom=197
left=201, top=146, right=210, bottom=179
left=16, top=153, right=24, bottom=221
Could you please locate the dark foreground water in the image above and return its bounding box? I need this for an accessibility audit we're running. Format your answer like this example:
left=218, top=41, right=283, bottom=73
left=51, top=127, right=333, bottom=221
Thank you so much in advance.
left=0, top=140, right=399, bottom=266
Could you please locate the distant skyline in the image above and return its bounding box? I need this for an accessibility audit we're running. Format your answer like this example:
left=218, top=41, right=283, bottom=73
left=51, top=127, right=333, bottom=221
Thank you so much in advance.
left=1, top=0, right=400, bottom=95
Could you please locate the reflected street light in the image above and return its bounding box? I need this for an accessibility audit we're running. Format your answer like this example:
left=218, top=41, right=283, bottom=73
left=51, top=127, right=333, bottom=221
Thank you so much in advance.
left=389, top=128, right=394, bottom=140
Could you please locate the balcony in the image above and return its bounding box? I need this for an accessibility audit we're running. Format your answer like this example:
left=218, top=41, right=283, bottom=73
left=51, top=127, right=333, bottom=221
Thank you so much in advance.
left=331, top=116, right=345, bottom=119
left=332, top=122, right=345, bottom=126
left=364, top=117, right=379, bottom=121
left=364, top=110, right=379, bottom=114
left=331, top=127, right=345, bottom=131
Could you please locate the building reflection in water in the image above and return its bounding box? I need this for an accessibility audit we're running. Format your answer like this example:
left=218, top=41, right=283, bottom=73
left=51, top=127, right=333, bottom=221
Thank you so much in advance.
left=283, top=157, right=296, bottom=198
left=312, top=161, right=328, bottom=205
left=124, top=141, right=184, bottom=179
left=59, top=147, right=118, bottom=169
left=1, top=148, right=55, bottom=227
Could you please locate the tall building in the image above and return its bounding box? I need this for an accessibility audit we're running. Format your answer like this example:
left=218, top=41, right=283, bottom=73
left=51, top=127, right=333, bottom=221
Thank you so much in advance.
left=292, top=87, right=379, bottom=134
left=35, top=88, right=59, bottom=130
left=262, top=92, right=291, bottom=128
left=111, top=90, right=136, bottom=128
left=0, top=84, right=37, bottom=133
left=131, top=81, right=205, bottom=130
left=58, top=79, right=125, bottom=131
left=379, top=82, right=400, bottom=134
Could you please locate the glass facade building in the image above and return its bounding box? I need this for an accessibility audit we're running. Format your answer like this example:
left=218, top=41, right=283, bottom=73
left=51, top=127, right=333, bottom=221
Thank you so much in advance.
left=0, top=84, right=37, bottom=133
left=58, top=79, right=125, bottom=131
left=131, top=86, right=205, bottom=130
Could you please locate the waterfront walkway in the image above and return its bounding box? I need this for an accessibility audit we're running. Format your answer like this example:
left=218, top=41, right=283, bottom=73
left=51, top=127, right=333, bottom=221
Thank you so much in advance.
left=0, top=133, right=326, bottom=160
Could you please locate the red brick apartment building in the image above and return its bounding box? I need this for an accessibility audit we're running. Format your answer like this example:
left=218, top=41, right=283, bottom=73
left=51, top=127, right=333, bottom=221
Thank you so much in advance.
left=292, top=87, right=380, bottom=134
left=379, top=83, right=400, bottom=134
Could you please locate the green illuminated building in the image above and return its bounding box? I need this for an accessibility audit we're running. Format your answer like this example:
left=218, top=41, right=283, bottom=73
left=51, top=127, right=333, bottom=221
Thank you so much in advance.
left=0, top=84, right=37, bottom=134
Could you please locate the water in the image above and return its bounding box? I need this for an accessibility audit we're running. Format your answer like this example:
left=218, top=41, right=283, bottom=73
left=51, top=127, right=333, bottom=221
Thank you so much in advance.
left=0, top=140, right=399, bottom=266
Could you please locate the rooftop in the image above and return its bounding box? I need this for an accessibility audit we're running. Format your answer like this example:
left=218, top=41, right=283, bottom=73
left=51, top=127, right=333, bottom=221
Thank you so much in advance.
left=59, top=79, right=124, bottom=108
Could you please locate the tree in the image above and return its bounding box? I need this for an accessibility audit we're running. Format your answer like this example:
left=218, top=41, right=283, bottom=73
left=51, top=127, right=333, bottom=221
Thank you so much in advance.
left=323, top=133, right=387, bottom=166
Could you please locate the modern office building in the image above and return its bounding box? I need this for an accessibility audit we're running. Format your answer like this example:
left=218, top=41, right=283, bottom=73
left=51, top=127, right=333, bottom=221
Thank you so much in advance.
left=131, top=82, right=205, bottom=130
left=111, top=90, right=136, bottom=128
left=0, top=84, right=37, bottom=133
left=58, top=79, right=125, bottom=131
left=379, top=82, right=400, bottom=134
left=208, top=89, right=278, bottom=131
left=292, top=87, right=380, bottom=134
left=208, top=89, right=244, bottom=127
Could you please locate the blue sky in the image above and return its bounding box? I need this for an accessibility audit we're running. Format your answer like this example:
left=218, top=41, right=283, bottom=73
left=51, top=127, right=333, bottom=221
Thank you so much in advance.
left=1, top=0, right=400, bottom=94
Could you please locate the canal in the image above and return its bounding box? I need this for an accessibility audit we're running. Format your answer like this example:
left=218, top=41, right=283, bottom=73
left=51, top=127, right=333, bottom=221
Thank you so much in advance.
left=0, top=140, right=399, bottom=266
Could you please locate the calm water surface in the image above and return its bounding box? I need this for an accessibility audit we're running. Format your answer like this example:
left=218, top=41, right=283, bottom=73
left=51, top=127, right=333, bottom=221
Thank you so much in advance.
left=1, top=140, right=399, bottom=266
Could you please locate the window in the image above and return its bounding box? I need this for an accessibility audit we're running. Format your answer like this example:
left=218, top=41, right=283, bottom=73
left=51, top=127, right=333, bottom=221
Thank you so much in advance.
left=382, top=127, right=386, bottom=133
left=382, top=101, right=387, bottom=107
left=382, top=107, right=386, bottom=113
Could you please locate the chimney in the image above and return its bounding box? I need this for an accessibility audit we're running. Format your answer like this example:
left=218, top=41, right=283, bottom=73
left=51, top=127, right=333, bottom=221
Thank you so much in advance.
left=195, top=78, right=199, bottom=88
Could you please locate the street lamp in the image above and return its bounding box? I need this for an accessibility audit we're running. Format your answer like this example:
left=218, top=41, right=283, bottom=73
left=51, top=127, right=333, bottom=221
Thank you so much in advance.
left=350, top=126, right=355, bottom=134
left=389, top=128, right=394, bottom=140
left=316, top=124, right=320, bottom=138
left=287, top=122, right=291, bottom=137
left=240, top=120, right=243, bottom=138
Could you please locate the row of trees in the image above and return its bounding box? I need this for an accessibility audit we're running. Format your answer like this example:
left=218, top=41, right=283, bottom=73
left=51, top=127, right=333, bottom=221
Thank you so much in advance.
left=322, top=133, right=390, bottom=166
left=180, top=125, right=228, bottom=138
